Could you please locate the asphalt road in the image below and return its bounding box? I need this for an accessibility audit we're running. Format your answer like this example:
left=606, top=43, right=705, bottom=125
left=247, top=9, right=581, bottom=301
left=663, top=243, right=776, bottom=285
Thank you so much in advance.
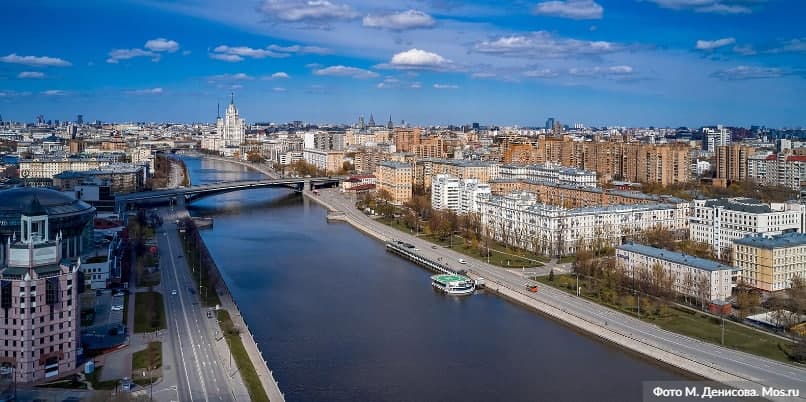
left=316, top=188, right=806, bottom=395
left=157, top=206, right=235, bottom=402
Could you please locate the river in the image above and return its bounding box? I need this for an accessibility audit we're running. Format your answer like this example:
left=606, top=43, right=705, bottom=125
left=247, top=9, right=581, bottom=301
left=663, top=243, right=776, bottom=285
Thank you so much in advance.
left=182, top=156, right=687, bottom=402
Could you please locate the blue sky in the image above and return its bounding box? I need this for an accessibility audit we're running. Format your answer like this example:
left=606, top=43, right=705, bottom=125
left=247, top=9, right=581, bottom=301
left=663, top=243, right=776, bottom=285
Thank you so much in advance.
left=1, top=0, right=804, bottom=127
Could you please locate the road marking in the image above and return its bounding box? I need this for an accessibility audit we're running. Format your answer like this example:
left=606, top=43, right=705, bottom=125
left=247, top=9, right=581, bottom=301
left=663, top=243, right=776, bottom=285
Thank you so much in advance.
left=166, top=223, right=211, bottom=402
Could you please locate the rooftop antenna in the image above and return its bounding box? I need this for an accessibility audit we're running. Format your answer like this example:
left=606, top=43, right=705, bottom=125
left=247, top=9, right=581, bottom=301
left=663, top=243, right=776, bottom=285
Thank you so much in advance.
left=217, top=102, right=220, bottom=119
left=230, top=92, right=234, bottom=104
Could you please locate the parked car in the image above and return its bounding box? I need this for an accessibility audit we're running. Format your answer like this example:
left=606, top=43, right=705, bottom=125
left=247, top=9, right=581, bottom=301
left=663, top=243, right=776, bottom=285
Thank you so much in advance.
left=111, top=305, right=123, bottom=311
left=458, top=259, right=467, bottom=264
left=171, top=289, right=178, bottom=295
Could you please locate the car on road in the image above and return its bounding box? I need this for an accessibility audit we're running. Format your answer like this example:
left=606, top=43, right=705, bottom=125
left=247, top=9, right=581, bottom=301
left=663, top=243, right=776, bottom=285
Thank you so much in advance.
left=458, top=259, right=467, bottom=264
left=431, top=245, right=438, bottom=249
left=111, top=305, right=123, bottom=311
left=112, top=291, right=124, bottom=297
left=171, top=289, right=177, bottom=295
left=207, top=311, right=213, bottom=318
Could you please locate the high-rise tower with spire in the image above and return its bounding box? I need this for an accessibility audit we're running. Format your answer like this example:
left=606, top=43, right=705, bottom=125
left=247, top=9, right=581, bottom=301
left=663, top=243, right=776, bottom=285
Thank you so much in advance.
left=216, top=92, right=246, bottom=148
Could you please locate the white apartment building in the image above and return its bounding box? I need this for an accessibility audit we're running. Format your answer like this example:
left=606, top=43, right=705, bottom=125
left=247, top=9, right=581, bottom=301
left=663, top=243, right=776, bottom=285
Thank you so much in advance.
left=479, top=191, right=688, bottom=256
left=500, top=163, right=597, bottom=187
left=431, top=174, right=492, bottom=214
left=460, top=179, right=491, bottom=215
left=19, top=157, right=117, bottom=179
left=689, top=198, right=805, bottom=259
left=704, top=125, right=730, bottom=151
left=431, top=174, right=461, bottom=211
left=616, top=243, right=737, bottom=303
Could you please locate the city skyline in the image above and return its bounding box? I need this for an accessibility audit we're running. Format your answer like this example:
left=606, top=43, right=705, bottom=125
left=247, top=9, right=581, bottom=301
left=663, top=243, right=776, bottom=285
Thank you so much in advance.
left=1, top=0, right=805, bottom=127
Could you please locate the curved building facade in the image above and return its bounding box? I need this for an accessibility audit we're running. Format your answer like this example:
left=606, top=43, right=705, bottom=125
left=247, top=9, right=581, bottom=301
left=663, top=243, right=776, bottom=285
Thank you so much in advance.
left=0, top=188, right=96, bottom=265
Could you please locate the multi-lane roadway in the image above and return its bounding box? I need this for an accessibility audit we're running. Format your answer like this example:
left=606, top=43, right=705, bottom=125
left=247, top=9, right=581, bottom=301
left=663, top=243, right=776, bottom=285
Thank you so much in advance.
left=157, top=206, right=239, bottom=402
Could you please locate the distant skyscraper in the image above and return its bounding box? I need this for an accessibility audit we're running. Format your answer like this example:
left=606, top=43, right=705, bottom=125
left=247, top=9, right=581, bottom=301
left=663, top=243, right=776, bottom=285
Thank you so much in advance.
left=368, top=114, right=376, bottom=127
left=216, top=93, right=245, bottom=147
left=545, top=117, right=555, bottom=131
left=76, top=114, right=83, bottom=125
left=387, top=115, right=394, bottom=129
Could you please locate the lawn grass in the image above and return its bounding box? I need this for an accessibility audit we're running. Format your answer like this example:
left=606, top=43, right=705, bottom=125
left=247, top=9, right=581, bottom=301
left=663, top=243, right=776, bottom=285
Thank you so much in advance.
left=537, top=274, right=794, bottom=363
left=218, top=310, right=269, bottom=402
left=133, top=292, right=165, bottom=333
left=379, top=218, right=548, bottom=268
left=132, top=341, right=162, bottom=385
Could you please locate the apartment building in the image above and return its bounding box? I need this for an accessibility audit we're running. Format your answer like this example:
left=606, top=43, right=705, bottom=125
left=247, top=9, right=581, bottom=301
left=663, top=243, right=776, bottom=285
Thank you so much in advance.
left=394, top=128, right=421, bottom=153
left=733, top=233, right=806, bottom=292
left=416, top=159, right=500, bottom=189
left=302, top=149, right=344, bottom=174
left=747, top=151, right=806, bottom=190
left=616, top=243, right=737, bottom=303
left=500, top=163, right=597, bottom=187
left=489, top=179, right=688, bottom=209
left=690, top=198, right=805, bottom=259
left=479, top=191, right=688, bottom=256
left=19, top=157, right=118, bottom=179
left=376, top=161, right=413, bottom=204
left=501, top=139, right=691, bottom=185
left=714, top=144, right=753, bottom=186
left=431, top=174, right=491, bottom=214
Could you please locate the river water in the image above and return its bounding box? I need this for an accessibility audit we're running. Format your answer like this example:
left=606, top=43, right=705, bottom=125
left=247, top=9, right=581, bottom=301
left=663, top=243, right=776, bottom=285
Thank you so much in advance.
left=183, top=156, right=686, bottom=402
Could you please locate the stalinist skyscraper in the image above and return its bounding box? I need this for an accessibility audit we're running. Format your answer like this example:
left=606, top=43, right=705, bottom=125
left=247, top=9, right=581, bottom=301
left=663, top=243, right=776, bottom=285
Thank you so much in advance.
left=217, top=93, right=245, bottom=148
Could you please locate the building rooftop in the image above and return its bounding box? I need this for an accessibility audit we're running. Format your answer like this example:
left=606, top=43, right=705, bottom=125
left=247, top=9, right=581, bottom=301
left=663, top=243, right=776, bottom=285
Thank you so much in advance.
left=701, top=198, right=772, bottom=214
left=0, top=187, right=94, bottom=217
left=617, top=243, right=737, bottom=272
left=378, top=161, right=411, bottom=169
left=733, top=232, right=806, bottom=249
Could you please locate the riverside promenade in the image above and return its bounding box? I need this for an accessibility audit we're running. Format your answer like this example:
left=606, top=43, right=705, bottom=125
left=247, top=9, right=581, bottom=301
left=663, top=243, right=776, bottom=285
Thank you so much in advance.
left=306, top=188, right=806, bottom=399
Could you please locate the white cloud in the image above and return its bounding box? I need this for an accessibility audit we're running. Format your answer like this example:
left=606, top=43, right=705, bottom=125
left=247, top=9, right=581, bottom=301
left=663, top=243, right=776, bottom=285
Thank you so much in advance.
left=362, top=10, right=436, bottom=30
left=0, top=90, right=32, bottom=97
left=42, top=90, right=68, bottom=96
left=314, top=65, right=379, bottom=78
left=107, top=48, right=158, bottom=64
left=695, top=37, right=736, bottom=50
left=733, top=44, right=757, bottom=55
left=471, top=72, right=497, bottom=78
left=410, top=82, right=422, bottom=89
left=523, top=68, right=559, bottom=78
left=645, top=0, right=761, bottom=14
left=182, top=50, right=192, bottom=56
left=433, top=83, right=458, bottom=89
left=18, top=71, right=45, bottom=79
left=473, top=31, right=620, bottom=58
left=267, top=44, right=331, bottom=54
left=711, top=65, right=786, bottom=80
left=273, top=87, right=288, bottom=92
left=767, top=38, right=806, bottom=54
left=126, top=87, right=164, bottom=95
left=533, top=0, right=603, bottom=20
left=381, top=48, right=453, bottom=71
left=0, top=54, right=71, bottom=67
left=568, top=65, right=635, bottom=79
left=258, top=0, right=358, bottom=26
left=145, top=38, right=180, bottom=53
left=208, top=73, right=254, bottom=82
left=209, top=53, right=244, bottom=62
left=268, top=72, right=290, bottom=79
left=210, top=45, right=287, bottom=62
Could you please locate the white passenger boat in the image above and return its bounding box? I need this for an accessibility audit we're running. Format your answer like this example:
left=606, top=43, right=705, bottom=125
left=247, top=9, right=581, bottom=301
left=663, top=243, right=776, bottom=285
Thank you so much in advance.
left=430, top=274, right=475, bottom=296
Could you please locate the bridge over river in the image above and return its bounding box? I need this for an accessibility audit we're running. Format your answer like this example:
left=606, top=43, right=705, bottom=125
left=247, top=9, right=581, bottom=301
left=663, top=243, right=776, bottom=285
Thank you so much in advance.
left=115, top=176, right=342, bottom=209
